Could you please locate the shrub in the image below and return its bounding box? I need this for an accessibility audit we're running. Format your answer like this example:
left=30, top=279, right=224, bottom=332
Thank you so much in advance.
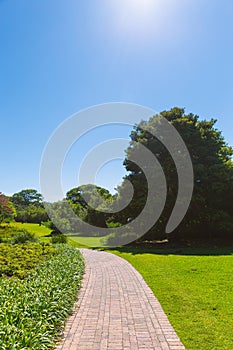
left=0, top=193, right=16, bottom=223
left=12, top=230, right=38, bottom=244
left=0, top=226, right=38, bottom=244
left=0, top=243, right=57, bottom=278
left=0, top=245, right=85, bottom=349
left=51, top=234, right=68, bottom=244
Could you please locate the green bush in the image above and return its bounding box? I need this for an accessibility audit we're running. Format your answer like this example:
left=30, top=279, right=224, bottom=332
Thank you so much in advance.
left=0, top=243, right=57, bottom=278
left=0, top=245, right=85, bottom=349
left=0, top=226, right=38, bottom=244
left=51, top=234, right=68, bottom=244
left=0, top=225, right=16, bottom=243
left=12, top=230, right=38, bottom=244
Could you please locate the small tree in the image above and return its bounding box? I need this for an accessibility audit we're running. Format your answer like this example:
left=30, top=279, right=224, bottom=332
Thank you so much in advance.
left=0, top=193, right=16, bottom=223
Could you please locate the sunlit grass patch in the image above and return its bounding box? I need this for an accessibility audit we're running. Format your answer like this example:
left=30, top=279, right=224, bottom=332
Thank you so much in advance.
left=111, top=246, right=233, bottom=350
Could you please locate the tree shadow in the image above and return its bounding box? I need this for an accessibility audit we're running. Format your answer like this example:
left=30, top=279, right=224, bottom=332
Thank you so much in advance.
left=104, top=240, right=233, bottom=256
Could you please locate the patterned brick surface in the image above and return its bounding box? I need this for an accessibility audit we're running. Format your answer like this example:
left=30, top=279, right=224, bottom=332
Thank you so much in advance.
left=55, top=249, right=185, bottom=350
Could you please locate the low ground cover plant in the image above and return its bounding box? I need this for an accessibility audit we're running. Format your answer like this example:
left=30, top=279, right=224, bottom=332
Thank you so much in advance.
left=0, top=244, right=85, bottom=350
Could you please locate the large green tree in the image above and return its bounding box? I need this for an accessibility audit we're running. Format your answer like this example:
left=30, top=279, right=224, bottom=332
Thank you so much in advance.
left=66, top=184, right=113, bottom=230
left=114, top=107, right=233, bottom=242
left=11, top=189, right=43, bottom=208
left=43, top=185, right=114, bottom=236
left=11, top=189, right=48, bottom=223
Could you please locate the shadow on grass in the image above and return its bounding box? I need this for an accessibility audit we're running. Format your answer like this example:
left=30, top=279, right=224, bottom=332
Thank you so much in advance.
left=48, top=230, right=233, bottom=256
left=104, top=240, right=233, bottom=256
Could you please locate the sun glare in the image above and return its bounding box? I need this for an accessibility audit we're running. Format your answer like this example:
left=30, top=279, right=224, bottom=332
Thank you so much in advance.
left=107, top=0, right=159, bottom=40
left=115, top=0, right=156, bottom=19
left=124, top=0, right=156, bottom=15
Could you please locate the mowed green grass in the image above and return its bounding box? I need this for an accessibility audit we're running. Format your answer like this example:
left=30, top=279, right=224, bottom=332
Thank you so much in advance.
left=10, top=222, right=102, bottom=247
left=12, top=222, right=51, bottom=240
left=67, top=235, right=103, bottom=247
left=111, top=247, right=233, bottom=350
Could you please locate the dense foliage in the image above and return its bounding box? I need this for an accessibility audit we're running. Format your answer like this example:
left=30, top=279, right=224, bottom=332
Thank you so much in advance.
left=45, top=184, right=114, bottom=235
left=0, top=245, right=84, bottom=350
left=66, top=184, right=113, bottom=229
left=0, top=225, right=38, bottom=243
left=112, top=107, right=233, bottom=242
left=0, top=242, right=56, bottom=279
left=0, top=193, right=15, bottom=223
left=11, top=189, right=48, bottom=224
left=50, top=234, right=68, bottom=244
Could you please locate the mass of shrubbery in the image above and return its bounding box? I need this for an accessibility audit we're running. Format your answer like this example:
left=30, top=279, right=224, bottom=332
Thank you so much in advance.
left=0, top=242, right=56, bottom=279
left=0, top=243, right=84, bottom=349
left=0, top=225, right=85, bottom=349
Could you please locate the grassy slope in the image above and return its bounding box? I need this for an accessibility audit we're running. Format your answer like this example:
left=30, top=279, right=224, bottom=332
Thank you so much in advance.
left=11, top=222, right=51, bottom=241
left=111, top=247, right=233, bottom=350
left=67, top=235, right=102, bottom=247
left=12, top=223, right=102, bottom=247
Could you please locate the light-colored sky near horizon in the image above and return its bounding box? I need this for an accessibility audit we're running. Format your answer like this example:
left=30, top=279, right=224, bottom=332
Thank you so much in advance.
left=1, top=0, right=233, bottom=197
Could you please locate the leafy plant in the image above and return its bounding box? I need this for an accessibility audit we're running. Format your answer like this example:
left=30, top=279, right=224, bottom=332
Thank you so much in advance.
left=0, top=243, right=57, bottom=278
left=0, top=193, right=15, bottom=223
left=0, top=245, right=84, bottom=349
left=51, top=234, right=68, bottom=244
left=12, top=230, right=38, bottom=244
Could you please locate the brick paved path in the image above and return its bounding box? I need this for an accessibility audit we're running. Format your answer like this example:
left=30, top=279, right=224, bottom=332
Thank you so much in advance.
left=56, top=249, right=185, bottom=350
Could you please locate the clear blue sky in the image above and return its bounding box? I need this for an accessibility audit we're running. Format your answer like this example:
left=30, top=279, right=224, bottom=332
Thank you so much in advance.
left=1, top=0, right=233, bottom=197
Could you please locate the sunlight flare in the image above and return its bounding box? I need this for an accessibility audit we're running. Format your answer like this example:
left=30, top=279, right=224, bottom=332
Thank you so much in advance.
left=107, top=0, right=161, bottom=40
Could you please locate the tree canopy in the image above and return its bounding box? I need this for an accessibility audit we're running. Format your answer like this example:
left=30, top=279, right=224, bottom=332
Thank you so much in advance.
left=0, top=193, right=16, bottom=223
left=113, top=107, right=233, bottom=242
left=11, top=189, right=48, bottom=223
left=11, top=189, right=43, bottom=208
left=66, top=184, right=113, bottom=230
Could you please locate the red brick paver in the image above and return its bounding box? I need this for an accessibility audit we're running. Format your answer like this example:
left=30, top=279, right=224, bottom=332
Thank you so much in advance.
left=56, top=249, right=185, bottom=350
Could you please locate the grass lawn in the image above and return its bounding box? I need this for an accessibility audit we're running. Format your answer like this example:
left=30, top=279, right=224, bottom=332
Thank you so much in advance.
left=67, top=235, right=103, bottom=247
left=11, top=222, right=52, bottom=241
left=110, top=245, right=233, bottom=350
left=8, top=222, right=102, bottom=247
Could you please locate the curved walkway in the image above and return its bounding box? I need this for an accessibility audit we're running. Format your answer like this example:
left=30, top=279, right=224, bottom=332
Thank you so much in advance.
left=56, top=249, right=185, bottom=350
